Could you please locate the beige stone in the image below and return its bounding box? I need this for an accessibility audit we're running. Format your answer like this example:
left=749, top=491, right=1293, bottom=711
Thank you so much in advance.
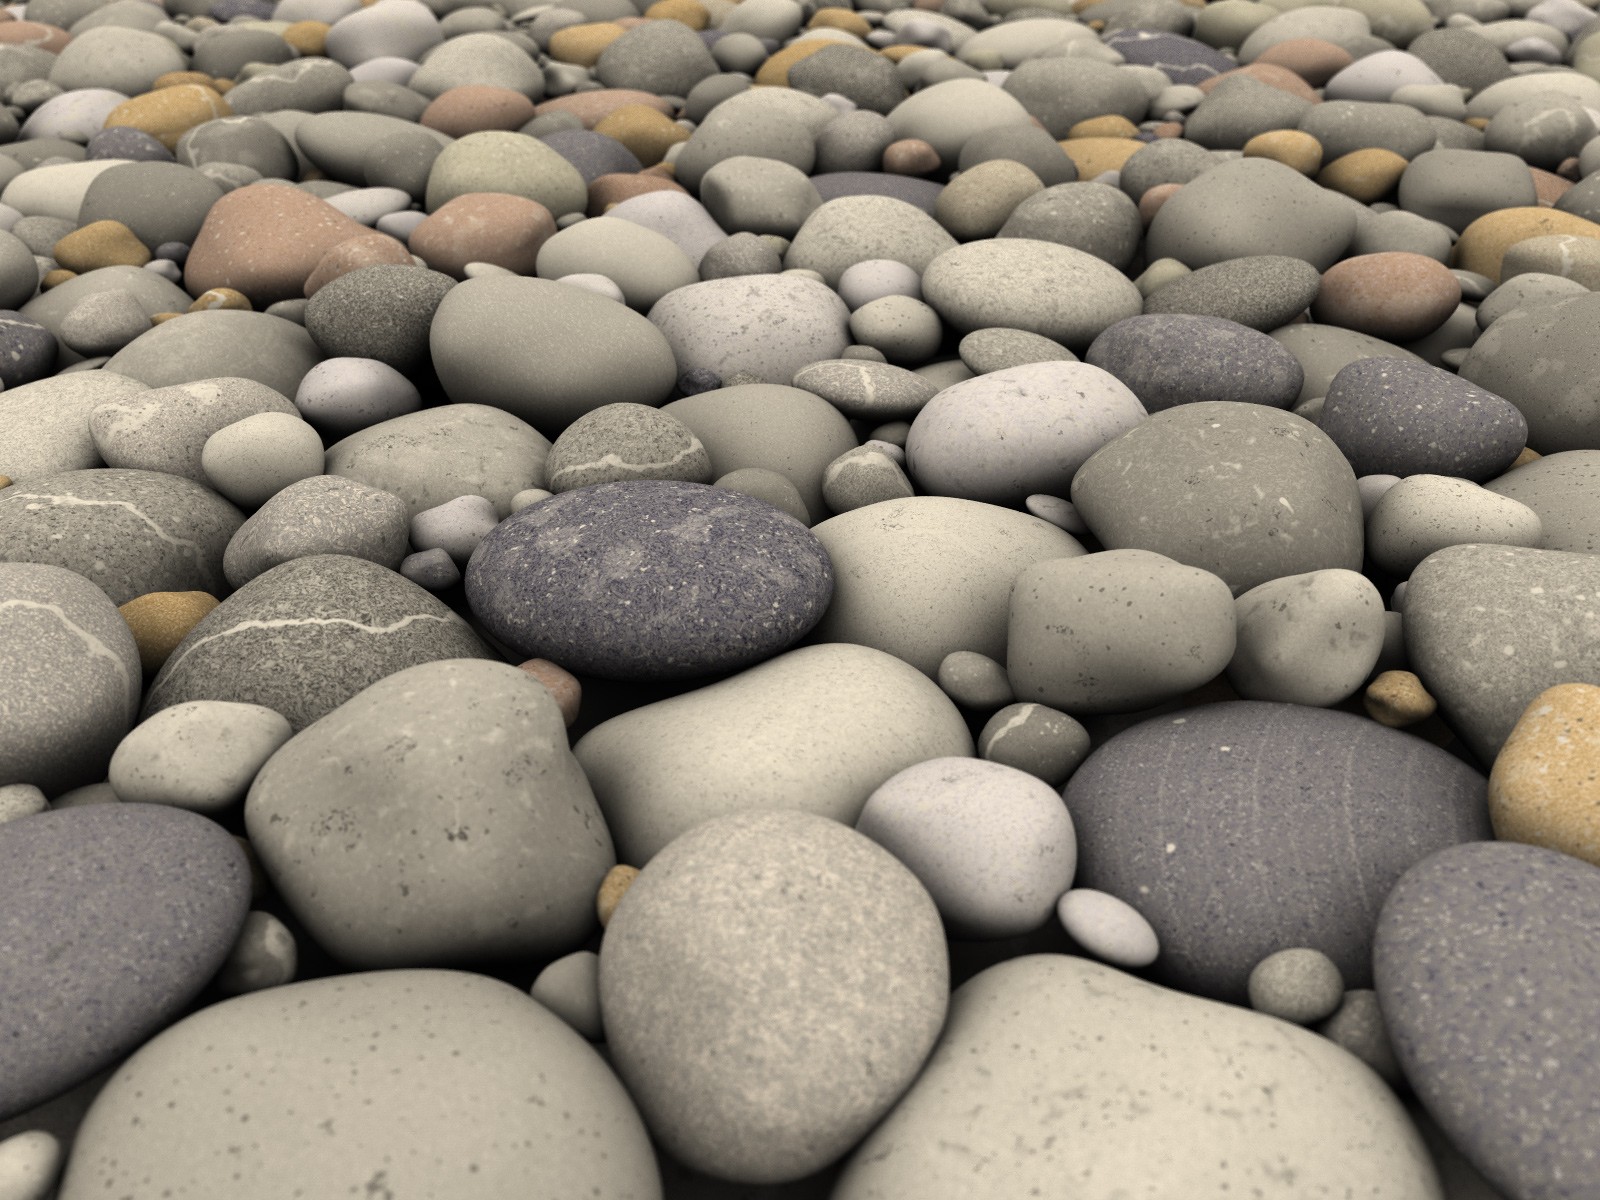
left=1252, top=36, right=1352, bottom=86
left=1363, top=669, right=1436, bottom=728
left=1317, top=148, right=1408, bottom=203
left=547, top=21, right=626, bottom=66
left=1066, top=114, right=1139, bottom=140
left=597, top=864, right=639, bottom=926
left=52, top=220, right=149, bottom=272
left=1454, top=206, right=1600, bottom=282
left=883, top=137, right=941, bottom=175
left=1059, top=135, right=1142, bottom=179
left=1489, top=682, right=1600, bottom=867
left=935, top=158, right=1043, bottom=240
left=644, top=0, right=709, bottom=28
left=1242, top=128, right=1322, bottom=176
left=118, top=591, right=221, bottom=674
left=592, top=103, right=690, bottom=166
left=103, top=84, right=231, bottom=152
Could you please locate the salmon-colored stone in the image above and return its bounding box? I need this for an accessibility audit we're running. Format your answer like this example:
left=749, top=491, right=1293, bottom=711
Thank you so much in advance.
left=407, top=192, right=557, bottom=279
left=516, top=658, right=582, bottom=726
left=592, top=103, right=689, bottom=166
left=103, top=84, right=231, bottom=152
left=1489, top=683, right=1600, bottom=868
left=533, top=88, right=674, bottom=128
left=547, top=21, right=626, bottom=67
left=184, top=182, right=369, bottom=305
left=1242, top=128, right=1322, bottom=176
left=420, top=84, right=539, bottom=137
left=118, top=591, right=220, bottom=675
left=1317, top=147, right=1407, bottom=203
left=1531, top=166, right=1573, bottom=207
left=1312, top=251, right=1461, bottom=342
left=1059, top=135, right=1142, bottom=179
left=188, top=287, right=252, bottom=312
left=1149, top=121, right=1184, bottom=139
left=0, top=21, right=70, bottom=52
left=1198, top=62, right=1319, bottom=103
left=303, top=230, right=414, bottom=297
left=1252, top=37, right=1353, bottom=86
left=882, top=138, right=940, bottom=175
left=1454, top=206, right=1600, bottom=282
left=587, top=172, right=688, bottom=215
left=1138, top=181, right=1181, bottom=224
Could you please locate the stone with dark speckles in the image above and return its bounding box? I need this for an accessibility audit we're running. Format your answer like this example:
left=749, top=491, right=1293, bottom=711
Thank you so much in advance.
left=0, top=804, right=250, bottom=1122
left=1085, top=313, right=1304, bottom=412
left=1141, top=254, right=1323, bottom=331
left=465, top=480, right=833, bottom=680
left=0, top=310, right=56, bottom=390
left=1103, top=29, right=1237, bottom=86
left=1375, top=841, right=1600, bottom=1199
left=1062, top=700, right=1490, bottom=1003
left=1484, top=449, right=1600, bottom=553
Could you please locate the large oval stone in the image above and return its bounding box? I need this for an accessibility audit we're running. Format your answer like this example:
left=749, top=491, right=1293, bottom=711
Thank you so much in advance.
left=465, top=480, right=833, bottom=681
left=57, top=969, right=661, bottom=1200
left=599, top=809, right=948, bottom=1185
left=1063, top=700, right=1490, bottom=1002
left=0, top=804, right=250, bottom=1122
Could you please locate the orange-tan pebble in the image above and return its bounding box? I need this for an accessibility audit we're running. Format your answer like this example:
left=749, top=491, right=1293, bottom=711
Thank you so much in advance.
left=643, top=0, right=708, bottom=28
left=1465, top=116, right=1489, bottom=131
left=588, top=171, right=688, bottom=215
left=753, top=39, right=834, bottom=86
left=597, top=864, right=640, bottom=926
left=420, top=84, right=539, bottom=137
left=1066, top=114, right=1140, bottom=140
left=210, top=78, right=234, bottom=95
left=1242, top=128, right=1322, bottom=176
left=1363, top=670, right=1437, bottom=728
left=0, top=475, right=11, bottom=489
left=1454, top=206, right=1600, bottom=281
left=40, top=268, right=76, bottom=289
left=150, top=311, right=185, bottom=324
left=547, top=21, right=626, bottom=67
left=516, top=658, right=582, bottom=727
left=640, top=160, right=676, bottom=179
left=1489, top=683, right=1600, bottom=868
left=878, top=43, right=933, bottom=62
left=1509, top=446, right=1541, bottom=469
left=1198, top=62, right=1318, bottom=102
left=1317, top=147, right=1407, bottom=203
left=1148, top=121, right=1184, bottom=139
left=883, top=137, right=941, bottom=175
left=102, top=84, right=231, bottom=151
left=534, top=88, right=674, bottom=128
left=1138, top=181, right=1182, bottom=224
left=1312, top=250, right=1461, bottom=341
left=1252, top=37, right=1353, bottom=86
left=1060, top=135, right=1142, bottom=179
left=408, top=191, right=557, bottom=278
left=0, top=20, right=70, bottom=52
left=188, top=287, right=252, bottom=312
left=53, top=220, right=149, bottom=272
left=281, top=19, right=329, bottom=55
left=808, top=6, right=871, bottom=35
left=153, top=70, right=216, bottom=90
left=592, top=103, right=689, bottom=166
left=118, top=590, right=220, bottom=674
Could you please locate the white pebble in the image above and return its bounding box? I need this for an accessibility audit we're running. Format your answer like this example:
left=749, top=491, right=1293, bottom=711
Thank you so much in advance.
left=295, top=356, right=422, bottom=436
left=556, top=272, right=626, bottom=302
left=201, top=411, right=325, bottom=509
left=0, top=783, right=46, bottom=824
left=375, top=209, right=427, bottom=241
left=322, top=185, right=412, bottom=226
left=1057, top=887, right=1160, bottom=968
left=108, top=701, right=293, bottom=814
left=837, top=258, right=922, bottom=309
left=509, top=487, right=553, bottom=511
left=214, top=910, right=298, bottom=997
left=410, top=494, right=501, bottom=566
left=0, top=1129, right=62, bottom=1200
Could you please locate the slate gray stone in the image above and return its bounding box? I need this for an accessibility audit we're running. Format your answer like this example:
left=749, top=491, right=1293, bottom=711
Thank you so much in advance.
left=0, top=468, right=243, bottom=605
left=1397, top=148, right=1538, bottom=235
left=599, top=808, right=948, bottom=1184
left=244, top=659, right=613, bottom=966
left=1064, top=700, right=1490, bottom=1002
left=0, top=371, right=146, bottom=483
left=1407, top=27, right=1513, bottom=93
left=788, top=43, right=908, bottom=114
left=223, top=56, right=353, bottom=115
left=142, top=553, right=491, bottom=731
left=1071, top=401, right=1364, bottom=595
left=18, top=266, right=191, bottom=367
left=1140, top=254, right=1321, bottom=331
left=1297, top=99, right=1438, bottom=161
left=1103, top=28, right=1234, bottom=85
left=344, top=79, right=429, bottom=122
left=538, top=127, right=641, bottom=186
left=1375, top=841, right=1600, bottom=1200
left=594, top=17, right=719, bottom=97
left=177, top=115, right=298, bottom=182
left=0, top=803, right=249, bottom=1121
left=222, top=475, right=410, bottom=588
left=1185, top=74, right=1314, bottom=150
left=1086, top=313, right=1304, bottom=412
left=1458, top=291, right=1600, bottom=453
left=0, top=562, right=140, bottom=797
left=996, top=181, right=1141, bottom=270
left=296, top=111, right=452, bottom=188
left=88, top=377, right=299, bottom=486
left=103, top=310, right=322, bottom=399
left=1485, top=450, right=1600, bottom=553
left=0, top=309, right=54, bottom=389
left=1000, top=56, right=1150, bottom=137
left=464, top=480, right=833, bottom=681
left=1320, top=357, right=1528, bottom=481
left=302, top=263, right=454, bottom=373
left=1270, top=323, right=1423, bottom=405
left=544, top=402, right=712, bottom=493
left=1404, top=544, right=1600, bottom=765
left=697, top=231, right=783, bottom=280
left=1118, top=137, right=1217, bottom=204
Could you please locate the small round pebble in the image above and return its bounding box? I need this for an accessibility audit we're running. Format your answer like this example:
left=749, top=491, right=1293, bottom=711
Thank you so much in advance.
left=1024, top=494, right=1089, bottom=535
left=977, top=701, right=1092, bottom=788
left=936, top=650, right=1014, bottom=710
left=116, top=591, right=220, bottom=675
left=712, top=466, right=811, bottom=526
left=398, top=547, right=461, bottom=591
left=1364, top=669, right=1438, bottom=728
left=293, top=356, right=422, bottom=436
left=544, top=402, right=712, bottom=493
left=836, top=258, right=922, bottom=309
left=848, top=294, right=943, bottom=364
left=1316, top=988, right=1403, bottom=1087
left=0, top=1130, right=63, bottom=1200
left=596, top=863, right=639, bottom=927
left=213, top=910, right=297, bottom=997
left=0, top=783, right=48, bottom=825
left=515, top=658, right=581, bottom=728
left=200, top=411, right=326, bottom=509
left=1056, top=887, right=1161, bottom=968
left=530, top=949, right=603, bottom=1040
left=409, top=494, right=501, bottom=566
left=1247, top=947, right=1346, bottom=1025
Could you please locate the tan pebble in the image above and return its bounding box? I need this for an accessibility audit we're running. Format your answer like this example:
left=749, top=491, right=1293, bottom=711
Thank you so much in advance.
left=1197, top=62, right=1318, bottom=102
left=517, top=658, right=582, bottom=727
left=1059, top=135, right=1142, bottom=179
left=408, top=192, right=557, bottom=279
left=420, top=84, right=539, bottom=138
left=597, top=864, right=640, bottom=926
left=913, top=0, right=942, bottom=9
left=1317, top=147, right=1407, bottom=203
left=640, top=161, right=676, bottom=179
left=588, top=171, right=688, bottom=215
left=1454, top=206, right=1600, bottom=282
left=1252, top=37, right=1353, bottom=86
left=935, top=158, right=1043, bottom=240
left=152, top=70, right=215, bottom=90
left=185, top=181, right=368, bottom=305
left=0, top=20, right=70, bottom=52
left=118, top=590, right=220, bottom=674
left=592, top=103, right=689, bottom=166
left=1509, top=446, right=1541, bottom=469
left=150, top=311, right=185, bottom=324
left=644, top=0, right=708, bottom=27
left=1242, top=128, right=1322, bottom=176
left=878, top=43, right=932, bottom=62
left=1138, top=181, right=1182, bottom=224
left=1531, top=166, right=1573, bottom=207
left=882, top=137, right=941, bottom=175
left=1067, top=114, right=1140, bottom=140
left=753, top=39, right=833, bottom=87
left=52, top=219, right=149, bottom=272
left=808, top=6, right=871, bottom=35
left=1363, top=670, right=1436, bottom=728
left=533, top=88, right=674, bottom=129
left=1312, top=250, right=1461, bottom=341
left=40, top=268, right=76, bottom=290
left=210, top=78, right=234, bottom=95
left=547, top=21, right=626, bottom=67
left=303, top=230, right=413, bottom=297
left=615, top=15, right=648, bottom=27
left=103, top=84, right=231, bottom=151
left=1489, top=683, right=1600, bottom=867
left=0, top=475, right=11, bottom=489
left=282, top=19, right=328, bottom=55
left=187, top=286, right=251, bottom=312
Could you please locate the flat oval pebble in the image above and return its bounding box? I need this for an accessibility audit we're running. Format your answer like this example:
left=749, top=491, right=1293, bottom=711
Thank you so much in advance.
left=790, top=358, right=940, bottom=422
left=1056, top=887, right=1160, bottom=967
left=465, top=480, right=832, bottom=681
left=107, top=700, right=291, bottom=813
left=1085, top=313, right=1304, bottom=411
left=1140, top=253, right=1322, bottom=331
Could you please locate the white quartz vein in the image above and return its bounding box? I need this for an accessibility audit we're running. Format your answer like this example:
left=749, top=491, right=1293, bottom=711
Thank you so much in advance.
left=16, top=493, right=204, bottom=555
left=1, top=598, right=135, bottom=708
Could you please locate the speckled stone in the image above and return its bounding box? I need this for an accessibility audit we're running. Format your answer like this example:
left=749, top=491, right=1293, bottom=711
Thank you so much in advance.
left=1063, top=700, right=1489, bottom=1003
left=108, top=700, right=291, bottom=814
left=832, top=955, right=1439, bottom=1199
left=0, top=311, right=54, bottom=390
left=55, top=970, right=660, bottom=1200
left=0, top=373, right=149, bottom=485
left=142, top=553, right=491, bottom=733
left=465, top=481, right=832, bottom=681
left=791, top=358, right=940, bottom=422
left=1489, top=683, right=1600, bottom=868
left=1458, top=291, right=1600, bottom=454
left=544, top=403, right=711, bottom=494
left=1228, top=568, right=1386, bottom=707
left=1321, top=357, right=1528, bottom=482
left=1485, top=450, right=1600, bottom=553
left=977, top=702, right=1091, bottom=788
left=246, top=659, right=614, bottom=967
left=1085, top=314, right=1304, bottom=412
left=1374, top=841, right=1600, bottom=1199
left=648, top=272, right=852, bottom=386
left=599, top=808, right=948, bottom=1184
left=302, top=263, right=455, bottom=373
left=0, top=468, right=243, bottom=605
left=1141, top=254, right=1322, bottom=331
left=1071, top=402, right=1364, bottom=596
left=88, top=377, right=298, bottom=486
left=0, top=562, right=141, bottom=798
left=957, top=327, right=1076, bottom=375
left=222, top=475, right=410, bottom=588
left=101, top=310, right=322, bottom=400
left=1104, top=28, right=1236, bottom=86
left=0, top=804, right=249, bottom=1122
left=1404, top=544, right=1600, bottom=766
left=1368, top=474, right=1543, bottom=578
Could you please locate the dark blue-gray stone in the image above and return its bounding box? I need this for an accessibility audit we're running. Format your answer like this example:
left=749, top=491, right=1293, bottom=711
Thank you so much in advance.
left=465, top=480, right=833, bottom=681
left=1375, top=841, right=1600, bottom=1198
left=1085, top=314, right=1304, bottom=412
left=143, top=553, right=492, bottom=731
left=537, top=128, right=643, bottom=187
left=0, top=804, right=250, bottom=1121
left=1321, top=357, right=1527, bottom=481
left=85, top=126, right=175, bottom=163
left=0, top=310, right=55, bottom=389
left=1063, top=700, right=1490, bottom=1004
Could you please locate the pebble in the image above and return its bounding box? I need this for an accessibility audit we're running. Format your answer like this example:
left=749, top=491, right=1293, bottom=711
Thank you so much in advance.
left=1488, top=683, right=1600, bottom=867
left=89, top=376, right=298, bottom=486
left=977, top=702, right=1091, bottom=787
left=530, top=950, right=603, bottom=1040
left=1484, top=449, right=1600, bottom=553
left=1141, top=253, right=1322, bottom=331
left=1312, top=250, right=1461, bottom=342
left=935, top=649, right=1012, bottom=710
left=1368, top=473, right=1543, bottom=578
left=212, top=910, right=297, bottom=997
left=544, top=401, right=711, bottom=493
left=1247, top=947, right=1345, bottom=1025
left=1228, top=568, right=1387, bottom=706
left=116, top=590, right=219, bottom=675
left=409, top=494, right=500, bottom=566
left=0, top=1130, right=62, bottom=1200
left=293, top=355, right=419, bottom=435
left=107, top=700, right=291, bottom=814
left=1086, top=313, right=1303, bottom=411
left=199, top=410, right=324, bottom=509
left=222, top=474, right=410, bottom=587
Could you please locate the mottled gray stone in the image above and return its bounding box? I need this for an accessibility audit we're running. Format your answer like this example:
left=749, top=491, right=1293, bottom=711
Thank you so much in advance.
left=1458, top=291, right=1600, bottom=453
left=107, top=700, right=291, bottom=814
left=697, top=156, right=821, bottom=240
left=222, top=475, right=410, bottom=588
left=102, top=310, right=322, bottom=399
left=996, top=181, right=1141, bottom=270
left=0, top=371, right=146, bottom=483
left=1485, top=450, right=1600, bottom=553
left=791, top=358, right=940, bottom=422
left=1228, top=568, right=1386, bottom=706
left=1407, top=27, right=1513, bottom=94
left=0, top=804, right=249, bottom=1122
left=648, top=273, right=851, bottom=387
left=465, top=480, right=832, bottom=681
left=957, top=327, right=1076, bottom=375
left=1271, top=323, right=1423, bottom=405
left=1298, top=99, right=1438, bottom=161
left=788, top=43, right=907, bottom=114
left=89, top=377, right=298, bottom=486
left=1185, top=74, right=1314, bottom=150
left=785, top=194, right=956, bottom=288
left=594, top=17, right=719, bottom=97
left=956, top=122, right=1077, bottom=186
left=76, top=161, right=222, bottom=251
left=1117, top=137, right=1215, bottom=203
left=1086, top=313, right=1304, bottom=411
left=1000, top=56, right=1149, bottom=138
left=303, top=263, right=455, bottom=373
left=544, top=403, right=711, bottom=493
left=1145, top=255, right=1320, bottom=335
left=1397, top=148, right=1537, bottom=235
left=143, top=553, right=491, bottom=732
left=0, top=468, right=242, bottom=605
left=1375, top=841, right=1600, bottom=1200
left=407, top=31, right=544, bottom=99
left=600, top=809, right=948, bottom=1184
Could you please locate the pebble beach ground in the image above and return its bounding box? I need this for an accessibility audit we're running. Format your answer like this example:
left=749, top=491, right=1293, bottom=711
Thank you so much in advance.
left=1, top=0, right=1599, bottom=1193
